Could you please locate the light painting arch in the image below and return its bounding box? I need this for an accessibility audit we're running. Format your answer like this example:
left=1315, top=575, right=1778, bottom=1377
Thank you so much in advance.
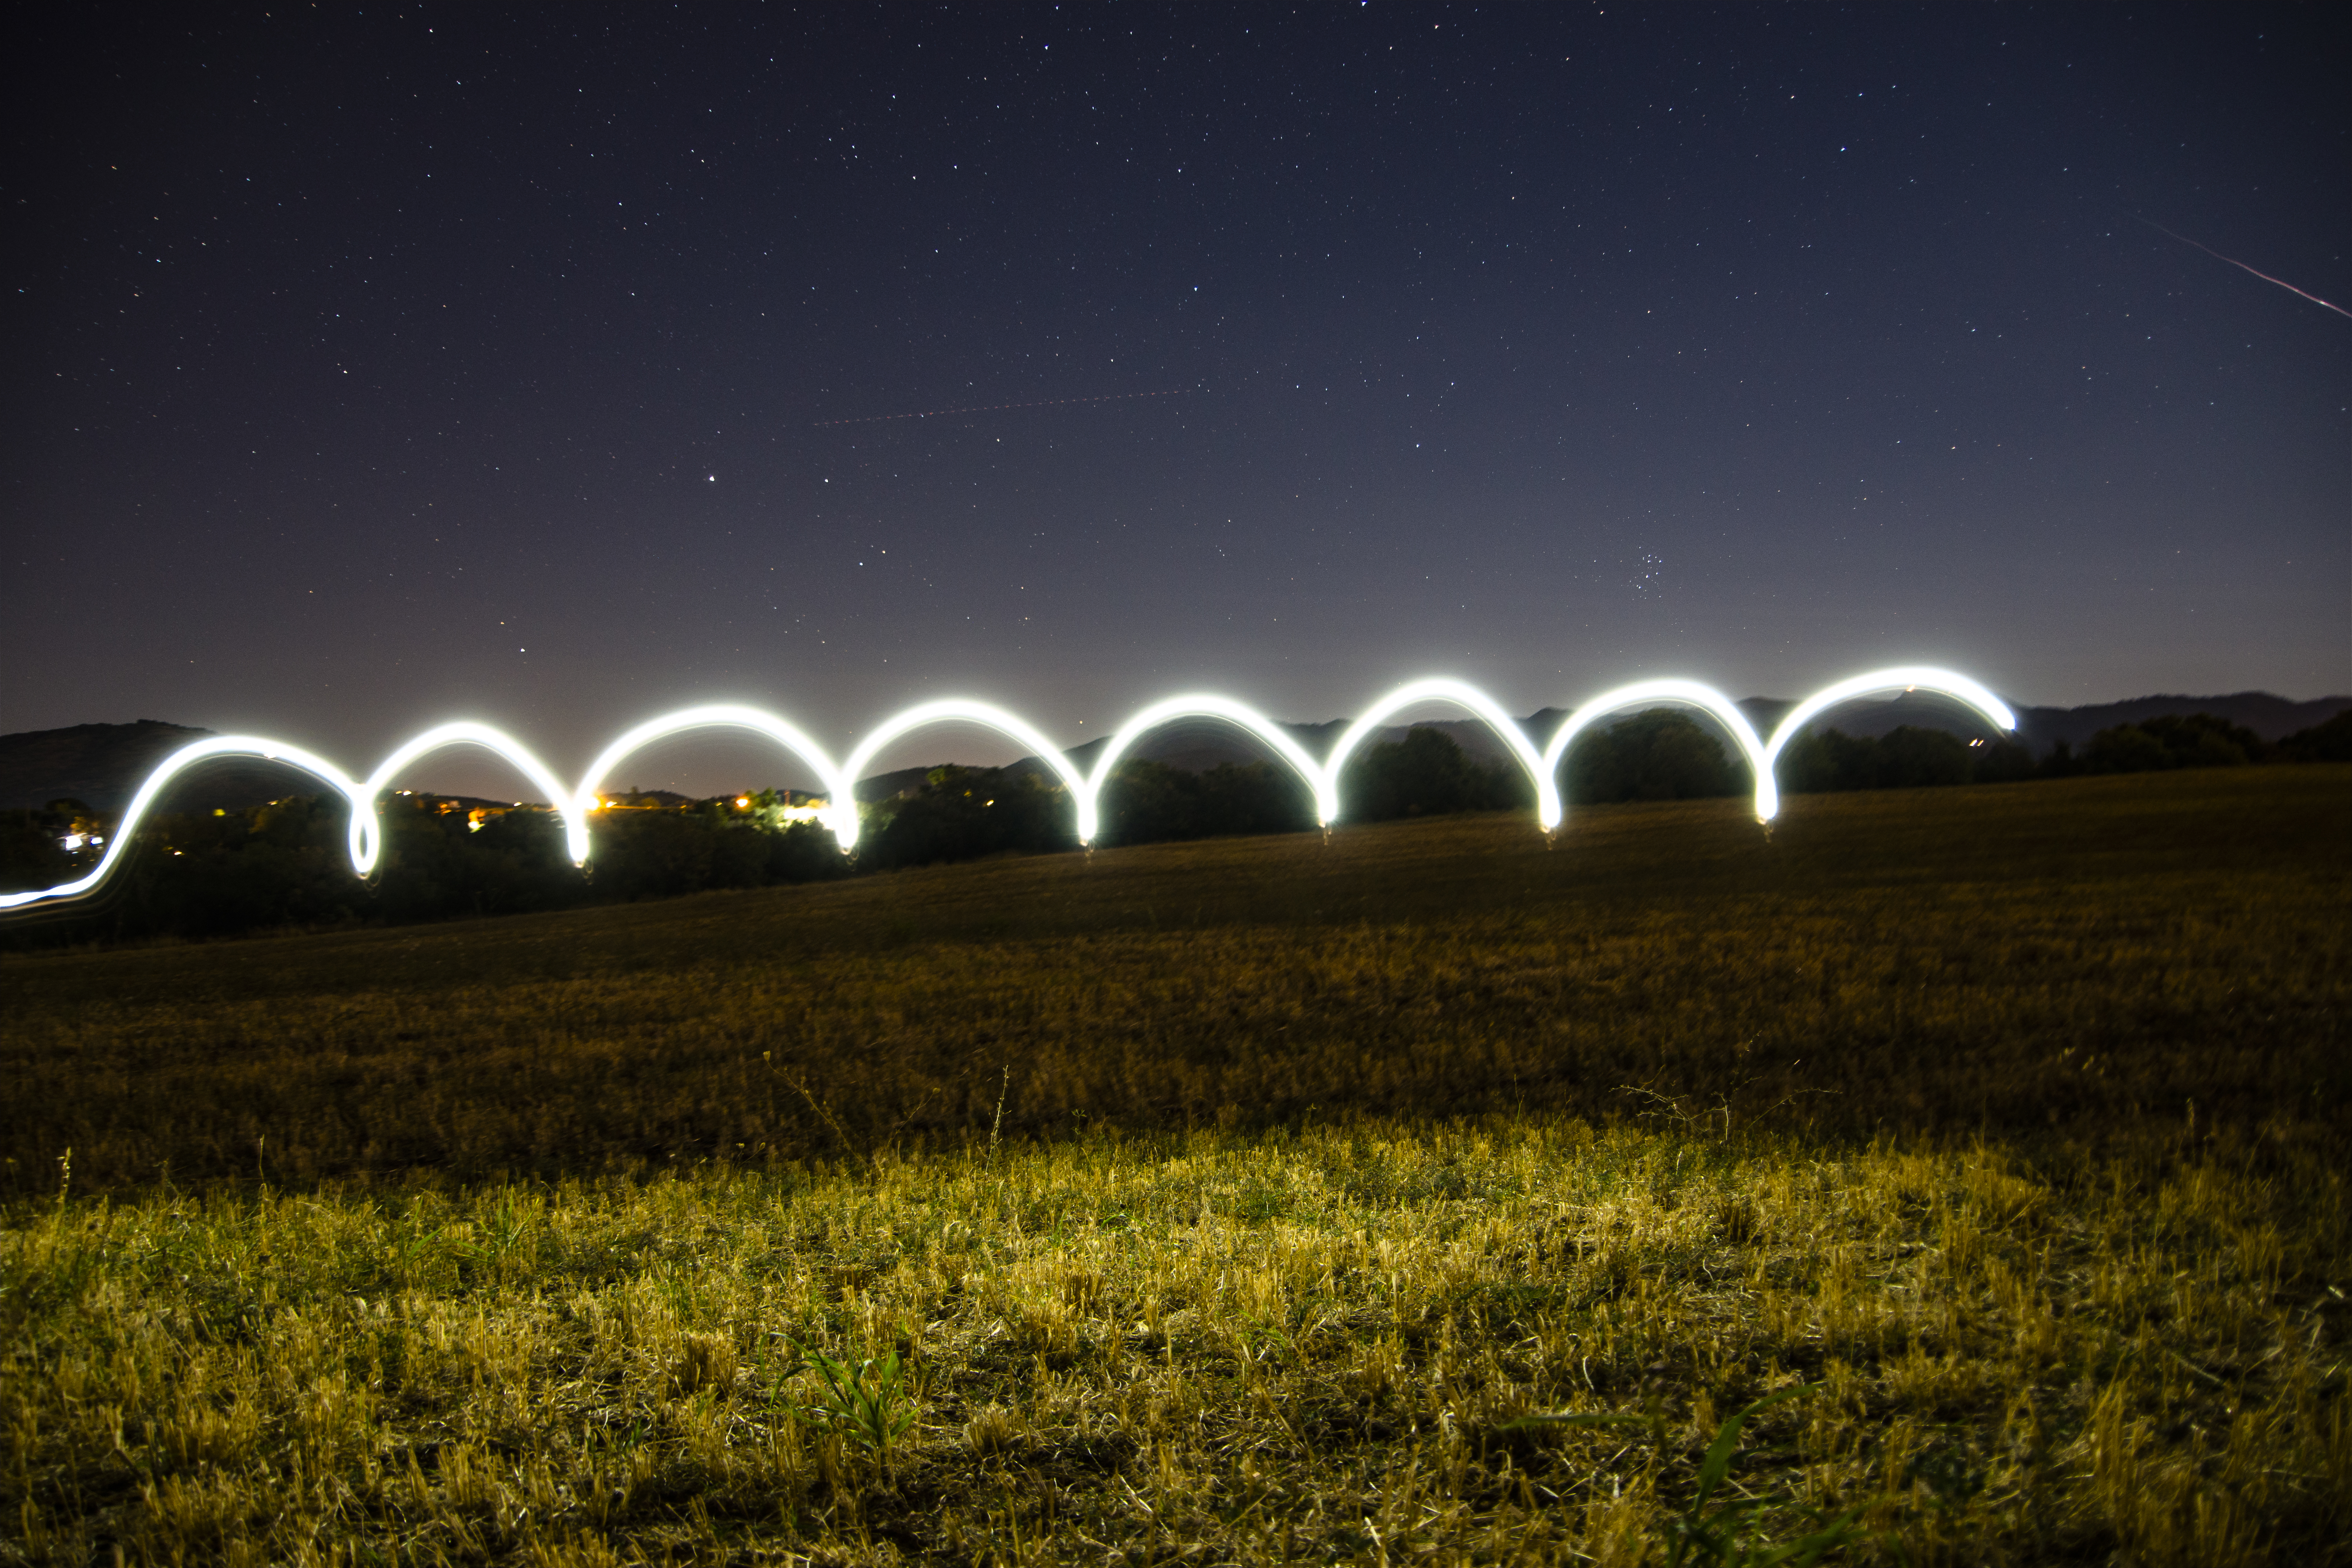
left=1079, top=693, right=1334, bottom=842
left=0, top=664, right=2016, bottom=911
left=838, top=699, right=1093, bottom=853
left=1542, top=679, right=1775, bottom=827
left=1327, top=677, right=1564, bottom=834
left=1762, top=666, right=2016, bottom=775
left=572, top=704, right=848, bottom=850
left=361, top=722, right=582, bottom=869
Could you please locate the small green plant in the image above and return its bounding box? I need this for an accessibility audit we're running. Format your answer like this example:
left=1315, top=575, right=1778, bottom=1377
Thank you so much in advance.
left=777, top=1339, right=918, bottom=1458
left=1507, top=1384, right=1869, bottom=1566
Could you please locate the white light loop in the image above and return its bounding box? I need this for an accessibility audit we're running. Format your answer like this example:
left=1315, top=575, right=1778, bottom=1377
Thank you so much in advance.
left=0, top=665, right=2014, bottom=911
left=1323, top=677, right=1560, bottom=830
left=838, top=699, right=1089, bottom=852
left=572, top=705, right=848, bottom=849
left=1081, top=693, right=1335, bottom=842
left=0, top=737, right=367, bottom=911
left=1761, top=668, right=2018, bottom=790
left=364, top=722, right=584, bottom=867
left=1542, top=680, right=1775, bottom=824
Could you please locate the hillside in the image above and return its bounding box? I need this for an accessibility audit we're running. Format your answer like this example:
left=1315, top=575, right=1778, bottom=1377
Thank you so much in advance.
left=0, top=720, right=307, bottom=811
left=1017, top=689, right=2352, bottom=775
left=2011, top=690, right=2351, bottom=750
left=8, top=764, right=2345, bottom=1189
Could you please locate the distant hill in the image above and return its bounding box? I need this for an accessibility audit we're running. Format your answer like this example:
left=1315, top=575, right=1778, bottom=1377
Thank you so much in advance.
left=2008, top=693, right=2351, bottom=752
left=0, top=721, right=316, bottom=812
left=1373, top=691, right=2351, bottom=760
left=1716, top=689, right=2349, bottom=751
left=992, top=690, right=2352, bottom=781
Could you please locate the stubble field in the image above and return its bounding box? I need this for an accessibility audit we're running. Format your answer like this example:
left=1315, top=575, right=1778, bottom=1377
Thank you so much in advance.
left=3, top=767, right=2347, bottom=1564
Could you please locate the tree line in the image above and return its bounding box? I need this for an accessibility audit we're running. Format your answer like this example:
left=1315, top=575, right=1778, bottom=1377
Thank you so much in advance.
left=5, top=705, right=2345, bottom=946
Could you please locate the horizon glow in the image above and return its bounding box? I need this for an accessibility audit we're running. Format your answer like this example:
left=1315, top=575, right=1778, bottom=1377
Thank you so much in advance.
left=0, top=666, right=2014, bottom=910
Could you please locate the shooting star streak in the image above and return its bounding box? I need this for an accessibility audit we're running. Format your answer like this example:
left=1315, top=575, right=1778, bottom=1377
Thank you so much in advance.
left=814, top=388, right=1189, bottom=426
left=2141, top=218, right=2352, bottom=321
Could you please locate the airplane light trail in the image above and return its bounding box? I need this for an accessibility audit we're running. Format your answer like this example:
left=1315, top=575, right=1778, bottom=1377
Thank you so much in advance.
left=0, top=667, right=2015, bottom=911
left=813, top=388, right=1190, bottom=426
left=2140, top=218, right=2352, bottom=321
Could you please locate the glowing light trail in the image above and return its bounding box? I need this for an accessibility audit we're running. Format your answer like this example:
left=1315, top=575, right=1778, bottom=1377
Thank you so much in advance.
left=0, top=666, right=2014, bottom=911
left=573, top=705, right=845, bottom=852
left=361, top=722, right=581, bottom=870
left=1762, top=668, right=2015, bottom=775
left=2140, top=218, right=2352, bottom=321
left=1082, top=693, right=1334, bottom=842
left=1542, top=680, right=1775, bottom=826
left=0, top=737, right=367, bottom=911
left=1327, top=677, right=1563, bottom=834
left=838, top=699, right=1091, bottom=852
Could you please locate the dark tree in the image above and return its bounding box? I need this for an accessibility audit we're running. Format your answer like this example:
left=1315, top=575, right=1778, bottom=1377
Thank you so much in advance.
left=1782, top=726, right=2038, bottom=793
left=1872, top=727, right=1974, bottom=789
left=1564, top=709, right=1742, bottom=804
left=2280, top=709, right=2352, bottom=762
left=0, top=804, right=86, bottom=895
left=1342, top=728, right=1527, bottom=821
left=2087, top=713, right=2263, bottom=773
left=857, top=766, right=1075, bottom=870
left=1096, top=759, right=1316, bottom=846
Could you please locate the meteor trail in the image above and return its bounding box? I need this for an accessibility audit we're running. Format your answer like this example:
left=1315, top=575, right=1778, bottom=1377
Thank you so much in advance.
left=814, top=388, right=1190, bottom=426
left=2140, top=218, right=2352, bottom=321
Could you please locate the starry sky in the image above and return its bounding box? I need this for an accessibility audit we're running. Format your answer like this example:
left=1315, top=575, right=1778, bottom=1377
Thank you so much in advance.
left=8, top=4, right=2347, bottom=797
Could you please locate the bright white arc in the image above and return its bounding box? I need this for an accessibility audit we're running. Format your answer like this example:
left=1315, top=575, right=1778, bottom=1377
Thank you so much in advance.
left=0, top=664, right=2016, bottom=911
left=1542, top=680, right=1775, bottom=824
left=1081, top=693, right=1335, bottom=842
left=1325, top=678, right=1561, bottom=830
left=363, top=722, right=584, bottom=868
left=838, top=699, right=1089, bottom=853
left=0, top=736, right=366, bottom=911
left=1761, top=668, right=2018, bottom=784
left=572, top=705, right=848, bottom=851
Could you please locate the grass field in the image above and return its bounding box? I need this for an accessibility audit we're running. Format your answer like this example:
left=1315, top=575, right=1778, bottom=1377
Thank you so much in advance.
left=3, top=768, right=2348, bottom=1563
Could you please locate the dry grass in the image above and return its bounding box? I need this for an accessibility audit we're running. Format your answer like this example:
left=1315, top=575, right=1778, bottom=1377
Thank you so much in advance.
left=5, top=1122, right=2345, bottom=1564
left=2, top=768, right=2347, bottom=1563
left=2, top=768, right=2345, bottom=1192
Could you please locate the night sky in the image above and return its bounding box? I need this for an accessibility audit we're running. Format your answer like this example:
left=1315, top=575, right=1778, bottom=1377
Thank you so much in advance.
left=9, top=4, right=2347, bottom=798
